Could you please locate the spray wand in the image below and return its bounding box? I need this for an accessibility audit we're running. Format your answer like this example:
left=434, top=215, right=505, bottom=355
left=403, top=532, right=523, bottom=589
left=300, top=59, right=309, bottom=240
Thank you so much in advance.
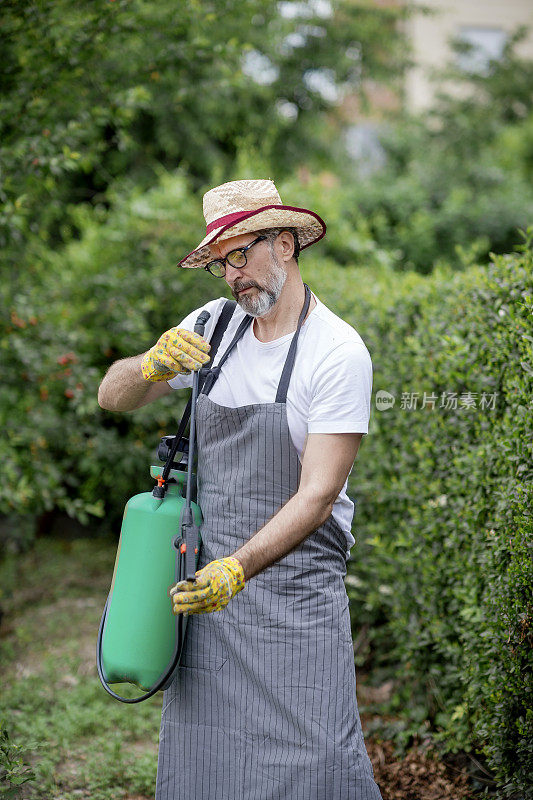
left=180, top=310, right=210, bottom=582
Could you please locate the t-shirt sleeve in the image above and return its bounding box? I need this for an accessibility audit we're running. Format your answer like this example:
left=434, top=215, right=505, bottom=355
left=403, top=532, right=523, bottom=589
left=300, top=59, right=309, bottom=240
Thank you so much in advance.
left=166, top=298, right=225, bottom=391
left=307, top=342, right=373, bottom=435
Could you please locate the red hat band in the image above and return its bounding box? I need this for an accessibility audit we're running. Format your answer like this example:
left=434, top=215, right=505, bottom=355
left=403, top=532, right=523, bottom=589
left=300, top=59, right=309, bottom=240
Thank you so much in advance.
left=206, top=206, right=284, bottom=235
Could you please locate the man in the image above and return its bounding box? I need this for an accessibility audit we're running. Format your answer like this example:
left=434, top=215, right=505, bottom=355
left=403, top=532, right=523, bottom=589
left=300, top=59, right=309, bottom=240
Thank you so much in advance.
left=98, top=179, right=382, bottom=799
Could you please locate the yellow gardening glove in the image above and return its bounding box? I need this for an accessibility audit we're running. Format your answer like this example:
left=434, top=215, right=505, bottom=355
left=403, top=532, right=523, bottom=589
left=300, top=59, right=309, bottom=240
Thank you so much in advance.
left=169, top=557, right=245, bottom=616
left=141, top=327, right=211, bottom=381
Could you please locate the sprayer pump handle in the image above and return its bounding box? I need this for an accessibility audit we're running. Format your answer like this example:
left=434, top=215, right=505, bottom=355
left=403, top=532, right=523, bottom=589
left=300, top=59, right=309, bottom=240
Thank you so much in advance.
left=194, top=310, right=211, bottom=336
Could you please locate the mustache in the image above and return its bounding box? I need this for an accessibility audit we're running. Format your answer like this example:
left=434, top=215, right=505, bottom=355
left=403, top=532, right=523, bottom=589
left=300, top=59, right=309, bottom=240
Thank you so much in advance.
left=231, top=280, right=262, bottom=297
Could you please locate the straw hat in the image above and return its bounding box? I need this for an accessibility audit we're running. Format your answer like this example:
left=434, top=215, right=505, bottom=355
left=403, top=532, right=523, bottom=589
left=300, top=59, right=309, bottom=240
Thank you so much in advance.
left=178, top=178, right=326, bottom=269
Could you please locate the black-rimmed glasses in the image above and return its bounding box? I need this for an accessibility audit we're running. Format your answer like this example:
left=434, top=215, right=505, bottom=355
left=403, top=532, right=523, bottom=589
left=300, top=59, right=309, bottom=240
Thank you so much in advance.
left=204, top=235, right=267, bottom=278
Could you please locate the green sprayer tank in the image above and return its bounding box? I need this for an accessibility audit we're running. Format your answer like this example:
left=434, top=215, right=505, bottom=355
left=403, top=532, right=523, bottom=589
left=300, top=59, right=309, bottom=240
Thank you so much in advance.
left=99, top=465, right=201, bottom=694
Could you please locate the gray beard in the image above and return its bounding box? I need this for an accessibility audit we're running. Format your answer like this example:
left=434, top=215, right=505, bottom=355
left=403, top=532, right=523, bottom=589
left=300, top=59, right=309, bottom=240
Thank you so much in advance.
left=236, top=255, right=287, bottom=318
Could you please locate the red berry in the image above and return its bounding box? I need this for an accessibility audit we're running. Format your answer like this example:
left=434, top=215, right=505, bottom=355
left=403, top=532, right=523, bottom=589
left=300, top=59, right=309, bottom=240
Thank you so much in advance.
left=10, top=311, right=26, bottom=328
left=57, top=352, right=77, bottom=365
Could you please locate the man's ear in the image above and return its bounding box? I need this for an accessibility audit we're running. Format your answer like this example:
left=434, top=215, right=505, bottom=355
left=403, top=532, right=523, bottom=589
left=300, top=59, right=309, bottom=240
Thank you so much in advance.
left=278, top=230, right=296, bottom=262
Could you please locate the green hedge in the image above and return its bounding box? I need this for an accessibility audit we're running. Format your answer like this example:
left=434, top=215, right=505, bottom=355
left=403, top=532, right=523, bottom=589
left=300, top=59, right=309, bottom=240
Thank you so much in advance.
left=0, top=171, right=223, bottom=538
left=305, top=235, right=533, bottom=796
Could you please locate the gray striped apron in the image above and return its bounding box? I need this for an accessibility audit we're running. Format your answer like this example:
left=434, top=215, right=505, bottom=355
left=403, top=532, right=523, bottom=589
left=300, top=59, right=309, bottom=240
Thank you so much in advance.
left=156, top=286, right=382, bottom=800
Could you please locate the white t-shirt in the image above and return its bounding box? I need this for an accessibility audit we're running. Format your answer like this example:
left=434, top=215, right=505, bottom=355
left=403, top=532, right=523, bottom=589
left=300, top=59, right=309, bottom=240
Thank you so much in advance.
left=168, top=292, right=373, bottom=555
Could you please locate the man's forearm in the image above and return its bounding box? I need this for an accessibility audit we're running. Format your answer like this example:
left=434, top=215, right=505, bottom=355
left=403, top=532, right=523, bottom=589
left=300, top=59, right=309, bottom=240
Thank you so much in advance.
left=98, top=353, right=149, bottom=412
left=230, top=490, right=334, bottom=581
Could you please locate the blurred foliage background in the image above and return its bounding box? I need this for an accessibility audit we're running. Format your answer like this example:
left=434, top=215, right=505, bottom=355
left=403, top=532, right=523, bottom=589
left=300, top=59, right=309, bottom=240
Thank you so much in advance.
left=1, top=1, right=532, bottom=797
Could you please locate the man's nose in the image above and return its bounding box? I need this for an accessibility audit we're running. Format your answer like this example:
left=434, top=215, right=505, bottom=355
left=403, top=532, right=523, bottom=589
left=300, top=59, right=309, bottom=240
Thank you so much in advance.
left=224, top=263, right=245, bottom=284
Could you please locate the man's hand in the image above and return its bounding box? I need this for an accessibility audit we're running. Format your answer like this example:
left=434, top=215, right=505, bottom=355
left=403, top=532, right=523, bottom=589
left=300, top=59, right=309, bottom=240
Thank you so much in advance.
left=168, top=557, right=245, bottom=616
left=141, top=328, right=211, bottom=382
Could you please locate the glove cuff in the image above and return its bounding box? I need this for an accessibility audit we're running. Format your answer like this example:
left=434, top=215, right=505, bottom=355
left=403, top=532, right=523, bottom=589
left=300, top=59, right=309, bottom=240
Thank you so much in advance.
left=224, top=556, right=246, bottom=596
left=140, top=351, right=176, bottom=382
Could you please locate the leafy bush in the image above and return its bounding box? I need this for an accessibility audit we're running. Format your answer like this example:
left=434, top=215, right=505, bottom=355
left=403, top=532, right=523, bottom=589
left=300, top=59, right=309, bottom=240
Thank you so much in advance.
left=1, top=171, right=224, bottom=538
left=306, top=233, right=533, bottom=795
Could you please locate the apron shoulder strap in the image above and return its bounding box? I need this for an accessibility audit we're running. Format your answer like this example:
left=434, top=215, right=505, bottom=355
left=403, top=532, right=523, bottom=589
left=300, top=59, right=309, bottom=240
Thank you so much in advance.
left=275, top=283, right=312, bottom=403
left=206, top=299, right=237, bottom=365
left=195, top=299, right=238, bottom=394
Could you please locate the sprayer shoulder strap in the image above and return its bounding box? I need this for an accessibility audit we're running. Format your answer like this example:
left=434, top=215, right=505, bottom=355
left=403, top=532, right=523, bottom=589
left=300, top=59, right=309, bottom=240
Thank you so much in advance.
left=161, top=300, right=237, bottom=483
